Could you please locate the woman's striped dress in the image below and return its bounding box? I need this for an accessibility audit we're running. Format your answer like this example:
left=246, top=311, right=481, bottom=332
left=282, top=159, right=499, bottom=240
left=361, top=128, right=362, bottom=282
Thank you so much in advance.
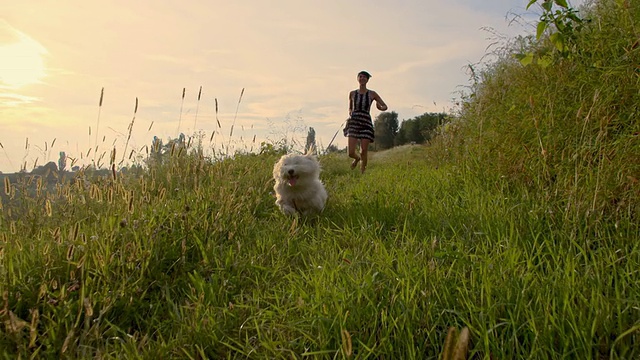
left=344, top=90, right=375, bottom=142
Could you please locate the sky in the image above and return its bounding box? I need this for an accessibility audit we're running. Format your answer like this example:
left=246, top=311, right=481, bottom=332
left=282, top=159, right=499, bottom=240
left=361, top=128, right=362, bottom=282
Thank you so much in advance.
left=0, top=0, right=585, bottom=173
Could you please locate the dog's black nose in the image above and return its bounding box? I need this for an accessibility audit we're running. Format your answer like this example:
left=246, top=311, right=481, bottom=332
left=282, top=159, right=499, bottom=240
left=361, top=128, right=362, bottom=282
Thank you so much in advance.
left=288, top=169, right=294, bottom=175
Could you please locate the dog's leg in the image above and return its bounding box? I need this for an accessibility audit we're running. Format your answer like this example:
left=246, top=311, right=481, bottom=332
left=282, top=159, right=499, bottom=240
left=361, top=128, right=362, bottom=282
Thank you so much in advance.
left=283, top=206, right=298, bottom=216
left=276, top=200, right=298, bottom=216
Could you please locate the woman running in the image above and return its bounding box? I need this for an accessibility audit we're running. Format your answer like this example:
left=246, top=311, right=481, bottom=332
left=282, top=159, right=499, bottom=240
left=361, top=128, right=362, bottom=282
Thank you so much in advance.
left=343, top=70, right=388, bottom=173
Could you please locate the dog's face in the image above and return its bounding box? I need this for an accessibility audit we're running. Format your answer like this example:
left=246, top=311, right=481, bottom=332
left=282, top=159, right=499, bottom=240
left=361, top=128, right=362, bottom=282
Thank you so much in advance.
left=273, top=153, right=320, bottom=187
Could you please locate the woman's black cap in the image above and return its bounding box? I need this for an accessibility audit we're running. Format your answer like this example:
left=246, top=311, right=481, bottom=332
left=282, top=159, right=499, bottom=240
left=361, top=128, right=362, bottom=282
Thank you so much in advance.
left=358, top=70, right=371, bottom=79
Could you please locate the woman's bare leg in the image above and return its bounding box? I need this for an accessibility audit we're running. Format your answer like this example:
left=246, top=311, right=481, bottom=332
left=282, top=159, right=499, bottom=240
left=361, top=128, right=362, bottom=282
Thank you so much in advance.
left=348, top=137, right=360, bottom=170
left=360, top=139, right=370, bottom=173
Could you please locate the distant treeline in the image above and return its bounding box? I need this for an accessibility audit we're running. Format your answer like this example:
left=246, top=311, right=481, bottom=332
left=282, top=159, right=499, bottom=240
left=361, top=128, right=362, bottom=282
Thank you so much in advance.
left=372, top=111, right=449, bottom=150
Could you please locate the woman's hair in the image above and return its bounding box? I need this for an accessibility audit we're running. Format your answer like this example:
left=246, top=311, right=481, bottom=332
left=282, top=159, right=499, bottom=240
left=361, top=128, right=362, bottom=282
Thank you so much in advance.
left=358, top=70, right=371, bottom=79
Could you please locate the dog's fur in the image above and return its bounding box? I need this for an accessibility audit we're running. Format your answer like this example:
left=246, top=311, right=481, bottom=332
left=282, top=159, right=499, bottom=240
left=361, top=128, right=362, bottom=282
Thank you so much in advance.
left=273, top=151, right=328, bottom=216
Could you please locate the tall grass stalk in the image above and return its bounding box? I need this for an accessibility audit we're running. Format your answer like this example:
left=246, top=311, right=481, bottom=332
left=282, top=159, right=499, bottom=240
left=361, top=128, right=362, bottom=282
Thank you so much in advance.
left=227, top=88, right=245, bottom=150
left=176, top=87, right=185, bottom=135
left=192, top=86, right=202, bottom=134
left=93, top=87, right=104, bottom=167
left=120, top=97, right=138, bottom=166
left=0, top=142, right=14, bottom=170
left=213, top=98, right=226, bottom=156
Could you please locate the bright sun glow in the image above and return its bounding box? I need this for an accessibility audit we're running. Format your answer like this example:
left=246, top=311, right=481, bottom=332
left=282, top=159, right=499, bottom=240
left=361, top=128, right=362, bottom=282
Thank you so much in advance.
left=0, top=27, right=47, bottom=89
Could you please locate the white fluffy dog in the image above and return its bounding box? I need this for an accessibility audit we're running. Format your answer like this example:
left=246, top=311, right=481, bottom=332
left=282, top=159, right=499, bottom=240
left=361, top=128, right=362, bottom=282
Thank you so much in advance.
left=273, top=151, right=328, bottom=216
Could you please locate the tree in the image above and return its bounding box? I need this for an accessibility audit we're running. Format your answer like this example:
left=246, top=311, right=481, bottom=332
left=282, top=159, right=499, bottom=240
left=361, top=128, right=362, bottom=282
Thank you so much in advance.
left=305, top=127, right=316, bottom=154
left=396, top=112, right=448, bottom=146
left=58, top=151, right=67, bottom=172
left=396, top=126, right=407, bottom=146
left=148, top=136, right=164, bottom=166
left=400, top=118, right=423, bottom=144
left=325, top=144, right=340, bottom=154
left=373, top=111, right=399, bottom=150
left=31, top=161, right=58, bottom=179
left=417, top=112, right=447, bottom=142
left=146, top=134, right=187, bottom=167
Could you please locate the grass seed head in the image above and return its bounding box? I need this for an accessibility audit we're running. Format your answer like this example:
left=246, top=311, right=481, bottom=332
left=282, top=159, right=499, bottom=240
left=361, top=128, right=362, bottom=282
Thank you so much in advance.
left=45, top=199, right=52, bottom=217
left=66, top=244, right=75, bottom=260
left=341, top=329, right=352, bottom=357
left=128, top=191, right=134, bottom=213
left=28, top=309, right=39, bottom=348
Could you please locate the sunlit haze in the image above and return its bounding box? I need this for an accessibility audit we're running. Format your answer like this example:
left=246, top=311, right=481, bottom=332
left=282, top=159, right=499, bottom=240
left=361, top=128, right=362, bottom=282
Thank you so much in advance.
left=0, top=1, right=585, bottom=173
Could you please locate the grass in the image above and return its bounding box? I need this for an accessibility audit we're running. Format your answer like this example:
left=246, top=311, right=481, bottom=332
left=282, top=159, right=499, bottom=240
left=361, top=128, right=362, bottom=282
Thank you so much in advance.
left=2, top=1, right=640, bottom=358
left=454, top=0, right=640, bottom=230
left=0, top=144, right=638, bottom=359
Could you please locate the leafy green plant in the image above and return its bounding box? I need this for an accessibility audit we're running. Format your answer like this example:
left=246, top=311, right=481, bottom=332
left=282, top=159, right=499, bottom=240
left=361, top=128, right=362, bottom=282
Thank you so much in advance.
left=516, top=0, right=586, bottom=66
left=529, top=0, right=585, bottom=51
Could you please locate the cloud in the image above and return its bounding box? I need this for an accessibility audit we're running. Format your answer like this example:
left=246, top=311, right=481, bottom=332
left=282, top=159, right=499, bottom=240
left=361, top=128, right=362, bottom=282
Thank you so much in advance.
left=0, top=92, right=41, bottom=107
left=0, top=20, right=48, bottom=89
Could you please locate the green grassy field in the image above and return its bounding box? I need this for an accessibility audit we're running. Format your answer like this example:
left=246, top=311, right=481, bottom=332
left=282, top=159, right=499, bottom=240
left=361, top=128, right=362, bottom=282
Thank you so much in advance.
left=2, top=1, right=640, bottom=358
left=0, top=144, right=637, bottom=358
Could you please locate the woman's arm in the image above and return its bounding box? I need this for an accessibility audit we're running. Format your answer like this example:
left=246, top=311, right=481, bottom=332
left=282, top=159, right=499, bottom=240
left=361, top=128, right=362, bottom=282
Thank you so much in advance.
left=348, top=91, right=354, bottom=116
left=372, top=91, right=388, bottom=111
